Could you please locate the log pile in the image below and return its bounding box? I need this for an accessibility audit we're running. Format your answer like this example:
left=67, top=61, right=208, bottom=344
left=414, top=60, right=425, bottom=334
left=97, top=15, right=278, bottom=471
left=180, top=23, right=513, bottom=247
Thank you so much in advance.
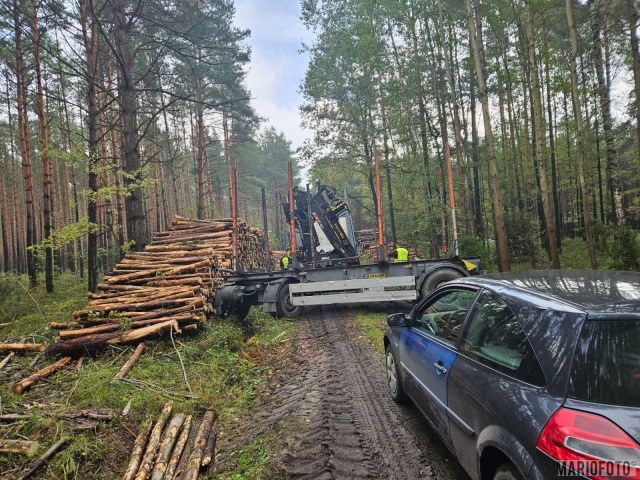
left=355, top=230, right=421, bottom=262
left=40, top=216, right=270, bottom=359
left=123, top=402, right=216, bottom=480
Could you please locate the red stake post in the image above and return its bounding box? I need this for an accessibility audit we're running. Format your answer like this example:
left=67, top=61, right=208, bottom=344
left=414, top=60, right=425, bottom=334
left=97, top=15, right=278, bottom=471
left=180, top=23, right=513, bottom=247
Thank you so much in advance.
left=375, top=151, right=386, bottom=262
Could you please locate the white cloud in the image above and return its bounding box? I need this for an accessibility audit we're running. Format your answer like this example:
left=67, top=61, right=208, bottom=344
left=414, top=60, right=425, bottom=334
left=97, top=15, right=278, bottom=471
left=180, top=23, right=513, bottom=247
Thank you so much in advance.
left=234, top=0, right=314, bottom=150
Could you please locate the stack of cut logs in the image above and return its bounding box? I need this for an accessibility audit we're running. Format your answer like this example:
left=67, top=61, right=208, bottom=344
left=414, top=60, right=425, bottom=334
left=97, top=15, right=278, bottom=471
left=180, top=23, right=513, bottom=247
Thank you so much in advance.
left=355, top=230, right=421, bottom=262
left=42, top=215, right=269, bottom=359
left=123, top=402, right=216, bottom=480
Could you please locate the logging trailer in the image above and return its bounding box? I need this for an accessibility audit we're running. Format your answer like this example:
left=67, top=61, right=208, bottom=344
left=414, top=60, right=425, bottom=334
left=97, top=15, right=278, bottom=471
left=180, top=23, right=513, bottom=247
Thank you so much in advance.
left=214, top=157, right=481, bottom=320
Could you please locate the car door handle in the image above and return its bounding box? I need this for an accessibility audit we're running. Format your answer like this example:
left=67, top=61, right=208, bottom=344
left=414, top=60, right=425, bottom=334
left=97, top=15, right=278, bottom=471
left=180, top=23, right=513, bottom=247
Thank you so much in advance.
left=433, top=362, right=447, bottom=374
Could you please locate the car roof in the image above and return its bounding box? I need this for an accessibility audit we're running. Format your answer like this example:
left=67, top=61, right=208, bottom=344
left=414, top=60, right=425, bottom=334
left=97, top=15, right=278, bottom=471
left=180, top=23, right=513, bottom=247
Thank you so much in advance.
left=453, top=269, right=640, bottom=316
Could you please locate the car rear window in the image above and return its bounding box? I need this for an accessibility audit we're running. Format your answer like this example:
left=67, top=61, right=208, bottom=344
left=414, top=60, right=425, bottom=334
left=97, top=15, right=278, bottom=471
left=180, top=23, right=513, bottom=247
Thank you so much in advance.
left=568, top=320, right=640, bottom=407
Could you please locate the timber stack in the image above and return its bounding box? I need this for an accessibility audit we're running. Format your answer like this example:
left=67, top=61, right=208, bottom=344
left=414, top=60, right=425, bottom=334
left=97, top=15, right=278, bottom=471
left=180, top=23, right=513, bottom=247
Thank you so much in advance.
left=44, top=216, right=269, bottom=358
left=355, top=229, right=421, bottom=262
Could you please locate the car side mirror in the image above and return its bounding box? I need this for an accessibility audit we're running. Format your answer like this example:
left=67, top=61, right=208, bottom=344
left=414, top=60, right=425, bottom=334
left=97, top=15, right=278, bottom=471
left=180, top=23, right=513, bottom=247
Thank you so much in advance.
left=387, top=313, right=408, bottom=328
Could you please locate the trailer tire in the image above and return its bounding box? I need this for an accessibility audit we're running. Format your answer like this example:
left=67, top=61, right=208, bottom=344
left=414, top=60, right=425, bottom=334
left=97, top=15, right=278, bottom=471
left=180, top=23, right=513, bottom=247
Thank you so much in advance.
left=420, top=268, right=464, bottom=298
left=277, top=283, right=303, bottom=318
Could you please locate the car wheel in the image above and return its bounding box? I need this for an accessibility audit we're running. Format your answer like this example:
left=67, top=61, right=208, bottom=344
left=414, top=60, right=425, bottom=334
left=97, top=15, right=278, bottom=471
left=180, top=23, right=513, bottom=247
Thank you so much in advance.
left=420, top=268, right=464, bottom=297
left=385, top=346, right=406, bottom=403
left=493, top=463, right=524, bottom=480
left=276, top=283, right=304, bottom=318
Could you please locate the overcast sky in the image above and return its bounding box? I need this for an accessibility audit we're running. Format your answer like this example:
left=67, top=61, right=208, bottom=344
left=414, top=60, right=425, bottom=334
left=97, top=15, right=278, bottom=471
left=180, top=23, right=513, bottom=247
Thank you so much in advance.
left=234, top=0, right=314, bottom=152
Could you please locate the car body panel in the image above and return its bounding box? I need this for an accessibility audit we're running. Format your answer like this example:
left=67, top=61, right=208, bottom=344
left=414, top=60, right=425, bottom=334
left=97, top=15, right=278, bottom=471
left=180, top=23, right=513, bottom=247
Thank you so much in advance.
left=448, top=353, right=564, bottom=479
left=400, top=327, right=457, bottom=444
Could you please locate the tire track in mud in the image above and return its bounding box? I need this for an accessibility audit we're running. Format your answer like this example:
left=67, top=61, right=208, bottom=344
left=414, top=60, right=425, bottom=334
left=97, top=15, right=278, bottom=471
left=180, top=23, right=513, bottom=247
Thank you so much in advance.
left=270, top=305, right=468, bottom=480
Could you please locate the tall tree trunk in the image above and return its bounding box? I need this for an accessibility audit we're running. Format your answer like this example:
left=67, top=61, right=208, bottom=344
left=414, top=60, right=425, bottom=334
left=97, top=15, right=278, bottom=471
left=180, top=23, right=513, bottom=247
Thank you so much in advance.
left=13, top=0, right=36, bottom=287
left=543, top=27, right=562, bottom=252
left=628, top=0, right=640, bottom=164
left=464, top=0, right=510, bottom=271
left=111, top=0, right=148, bottom=249
left=524, top=0, right=561, bottom=269
left=377, top=71, right=397, bottom=247
left=80, top=0, right=99, bottom=292
left=32, top=0, right=54, bottom=292
left=470, top=73, right=483, bottom=239
left=589, top=0, right=625, bottom=225
left=567, top=0, right=598, bottom=269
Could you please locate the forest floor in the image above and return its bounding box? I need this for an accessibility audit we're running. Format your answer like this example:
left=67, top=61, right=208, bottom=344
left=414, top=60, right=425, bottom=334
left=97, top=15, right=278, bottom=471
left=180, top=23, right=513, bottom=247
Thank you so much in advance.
left=0, top=274, right=468, bottom=479
left=216, top=304, right=469, bottom=480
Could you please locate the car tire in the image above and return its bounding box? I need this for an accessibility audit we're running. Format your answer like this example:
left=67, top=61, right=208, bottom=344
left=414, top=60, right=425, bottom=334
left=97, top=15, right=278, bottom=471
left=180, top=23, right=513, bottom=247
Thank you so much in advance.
left=385, top=346, right=407, bottom=403
left=276, top=283, right=304, bottom=318
left=420, top=268, right=464, bottom=298
left=493, top=462, right=524, bottom=480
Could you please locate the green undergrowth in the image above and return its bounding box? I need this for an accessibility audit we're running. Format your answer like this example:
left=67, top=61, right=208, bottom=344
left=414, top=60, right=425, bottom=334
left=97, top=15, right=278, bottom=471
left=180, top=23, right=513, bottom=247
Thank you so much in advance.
left=350, top=306, right=394, bottom=357
left=0, top=273, right=296, bottom=479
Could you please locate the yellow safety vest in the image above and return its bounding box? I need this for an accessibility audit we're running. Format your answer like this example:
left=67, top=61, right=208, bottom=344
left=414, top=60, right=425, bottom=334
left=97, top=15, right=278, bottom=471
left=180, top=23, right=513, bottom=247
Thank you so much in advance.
left=397, top=248, right=409, bottom=261
left=282, top=256, right=289, bottom=269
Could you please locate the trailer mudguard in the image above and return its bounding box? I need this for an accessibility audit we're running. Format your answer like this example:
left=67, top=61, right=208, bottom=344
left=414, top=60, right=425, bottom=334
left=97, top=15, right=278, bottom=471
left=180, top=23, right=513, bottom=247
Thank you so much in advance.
left=416, top=263, right=470, bottom=297
left=262, top=278, right=296, bottom=314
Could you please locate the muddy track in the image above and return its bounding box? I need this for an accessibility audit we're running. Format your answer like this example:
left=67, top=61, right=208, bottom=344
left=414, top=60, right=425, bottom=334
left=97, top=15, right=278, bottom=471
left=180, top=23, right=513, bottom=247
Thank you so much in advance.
left=268, top=305, right=468, bottom=480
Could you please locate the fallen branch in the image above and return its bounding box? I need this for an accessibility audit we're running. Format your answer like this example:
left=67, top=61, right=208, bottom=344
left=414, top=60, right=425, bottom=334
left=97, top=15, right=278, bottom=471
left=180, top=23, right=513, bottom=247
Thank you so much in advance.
left=122, top=416, right=153, bottom=480
left=201, top=425, right=217, bottom=467
left=182, top=409, right=216, bottom=480
left=0, top=352, right=14, bottom=370
left=45, top=320, right=180, bottom=357
left=16, top=437, right=68, bottom=480
left=134, top=401, right=173, bottom=480
left=0, top=440, right=38, bottom=456
left=170, top=327, right=193, bottom=397
left=114, top=343, right=146, bottom=381
left=0, top=344, right=45, bottom=353
left=59, top=323, right=121, bottom=340
left=149, top=413, right=186, bottom=480
left=14, top=280, right=43, bottom=316
left=0, top=414, right=33, bottom=421
left=14, top=357, right=72, bottom=394
left=164, top=414, right=192, bottom=480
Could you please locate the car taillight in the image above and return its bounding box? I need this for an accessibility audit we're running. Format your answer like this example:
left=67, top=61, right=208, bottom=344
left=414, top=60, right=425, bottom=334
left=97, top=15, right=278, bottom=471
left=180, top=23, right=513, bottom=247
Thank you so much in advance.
left=537, top=407, right=640, bottom=479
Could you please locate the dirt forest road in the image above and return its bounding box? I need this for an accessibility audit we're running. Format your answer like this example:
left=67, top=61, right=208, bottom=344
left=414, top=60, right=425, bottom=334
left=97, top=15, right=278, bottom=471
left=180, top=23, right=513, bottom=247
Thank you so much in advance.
left=264, top=305, right=469, bottom=480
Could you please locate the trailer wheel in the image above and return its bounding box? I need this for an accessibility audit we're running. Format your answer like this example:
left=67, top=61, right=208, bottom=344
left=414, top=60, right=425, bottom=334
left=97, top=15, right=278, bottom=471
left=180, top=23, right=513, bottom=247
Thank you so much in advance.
left=277, top=283, right=303, bottom=318
left=420, top=268, right=464, bottom=298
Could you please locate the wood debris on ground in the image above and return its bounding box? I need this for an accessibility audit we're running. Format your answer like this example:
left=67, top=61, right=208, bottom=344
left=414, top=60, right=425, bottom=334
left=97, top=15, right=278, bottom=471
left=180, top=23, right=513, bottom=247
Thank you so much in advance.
left=123, top=402, right=216, bottom=480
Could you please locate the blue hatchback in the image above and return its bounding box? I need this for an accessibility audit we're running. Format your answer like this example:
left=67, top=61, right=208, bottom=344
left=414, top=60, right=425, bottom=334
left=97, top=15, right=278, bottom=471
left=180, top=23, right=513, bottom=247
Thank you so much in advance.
left=384, top=270, right=640, bottom=480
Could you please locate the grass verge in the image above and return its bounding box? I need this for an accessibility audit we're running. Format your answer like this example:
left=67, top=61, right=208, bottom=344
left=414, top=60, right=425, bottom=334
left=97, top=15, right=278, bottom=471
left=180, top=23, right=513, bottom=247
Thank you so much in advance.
left=0, top=273, right=296, bottom=479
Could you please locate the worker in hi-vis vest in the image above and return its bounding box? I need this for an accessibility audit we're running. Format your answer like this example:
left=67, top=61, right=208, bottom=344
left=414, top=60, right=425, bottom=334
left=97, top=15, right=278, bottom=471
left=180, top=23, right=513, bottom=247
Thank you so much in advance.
left=281, top=251, right=290, bottom=270
left=392, top=247, right=409, bottom=262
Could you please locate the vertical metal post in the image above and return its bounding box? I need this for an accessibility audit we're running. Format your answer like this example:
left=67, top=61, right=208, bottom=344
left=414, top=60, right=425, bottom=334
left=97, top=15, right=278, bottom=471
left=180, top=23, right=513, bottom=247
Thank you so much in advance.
left=446, top=143, right=459, bottom=256
left=261, top=187, right=271, bottom=270
left=375, top=150, right=386, bottom=262
left=438, top=167, right=447, bottom=256
left=288, top=162, right=297, bottom=267
left=231, top=168, right=238, bottom=271
left=307, top=184, right=315, bottom=266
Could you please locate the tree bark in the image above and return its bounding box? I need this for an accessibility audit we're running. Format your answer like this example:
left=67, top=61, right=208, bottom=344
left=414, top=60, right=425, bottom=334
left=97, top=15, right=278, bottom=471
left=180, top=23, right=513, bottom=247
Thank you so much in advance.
left=111, top=0, right=148, bottom=250
left=628, top=0, right=640, bottom=165
left=589, top=0, right=625, bottom=225
left=464, top=0, right=510, bottom=271
left=524, top=0, right=560, bottom=269
left=567, top=0, right=598, bottom=269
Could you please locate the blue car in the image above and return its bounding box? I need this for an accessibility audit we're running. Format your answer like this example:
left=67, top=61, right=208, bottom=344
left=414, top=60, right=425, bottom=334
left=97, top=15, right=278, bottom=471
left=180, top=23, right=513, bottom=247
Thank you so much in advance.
left=384, top=270, right=640, bottom=480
